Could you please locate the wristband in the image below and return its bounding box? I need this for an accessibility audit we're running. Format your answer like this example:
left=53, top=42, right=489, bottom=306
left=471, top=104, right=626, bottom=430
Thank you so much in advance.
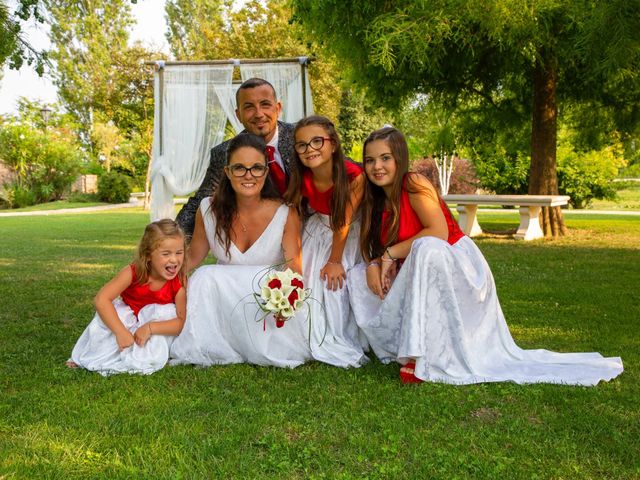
left=384, top=248, right=396, bottom=261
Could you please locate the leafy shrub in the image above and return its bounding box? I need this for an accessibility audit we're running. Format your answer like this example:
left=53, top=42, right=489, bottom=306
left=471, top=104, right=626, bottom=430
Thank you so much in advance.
left=98, top=172, right=131, bottom=203
left=411, top=157, right=479, bottom=195
left=620, top=162, right=640, bottom=178
left=471, top=150, right=530, bottom=194
left=4, top=184, right=37, bottom=208
left=557, top=143, right=625, bottom=208
left=0, top=120, right=84, bottom=208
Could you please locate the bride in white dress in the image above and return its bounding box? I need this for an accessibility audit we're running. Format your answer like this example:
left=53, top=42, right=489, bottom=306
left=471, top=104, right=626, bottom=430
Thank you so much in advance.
left=170, top=133, right=312, bottom=368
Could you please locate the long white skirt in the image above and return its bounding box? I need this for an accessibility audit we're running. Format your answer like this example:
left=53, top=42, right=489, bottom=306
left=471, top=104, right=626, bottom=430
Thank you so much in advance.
left=302, top=213, right=368, bottom=368
left=170, top=264, right=313, bottom=368
left=70, top=299, right=177, bottom=376
left=347, top=236, right=624, bottom=386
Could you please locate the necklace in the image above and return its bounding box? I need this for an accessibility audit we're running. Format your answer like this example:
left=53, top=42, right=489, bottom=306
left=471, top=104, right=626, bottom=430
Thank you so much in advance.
left=236, top=213, right=248, bottom=233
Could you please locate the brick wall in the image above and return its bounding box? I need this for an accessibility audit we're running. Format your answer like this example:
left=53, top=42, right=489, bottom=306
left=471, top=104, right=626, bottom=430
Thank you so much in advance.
left=0, top=162, right=16, bottom=187
left=71, top=174, right=98, bottom=193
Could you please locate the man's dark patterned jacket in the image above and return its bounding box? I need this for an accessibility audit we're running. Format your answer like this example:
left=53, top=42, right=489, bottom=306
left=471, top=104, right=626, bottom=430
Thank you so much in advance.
left=175, top=121, right=295, bottom=238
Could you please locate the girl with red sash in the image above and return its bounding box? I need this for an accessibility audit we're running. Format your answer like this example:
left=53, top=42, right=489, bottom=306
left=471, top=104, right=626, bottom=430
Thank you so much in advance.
left=285, top=116, right=368, bottom=368
left=69, top=220, right=187, bottom=375
left=348, top=127, right=623, bottom=386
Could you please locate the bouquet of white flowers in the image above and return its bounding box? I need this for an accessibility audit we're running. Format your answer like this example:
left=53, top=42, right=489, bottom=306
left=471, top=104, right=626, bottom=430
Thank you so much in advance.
left=256, top=268, right=308, bottom=328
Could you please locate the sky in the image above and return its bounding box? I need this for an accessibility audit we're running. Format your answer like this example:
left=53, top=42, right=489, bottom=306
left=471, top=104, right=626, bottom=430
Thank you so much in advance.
left=0, top=0, right=170, bottom=115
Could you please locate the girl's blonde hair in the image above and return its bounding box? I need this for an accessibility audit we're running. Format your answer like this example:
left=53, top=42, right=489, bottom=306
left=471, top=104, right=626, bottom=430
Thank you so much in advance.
left=132, top=219, right=187, bottom=286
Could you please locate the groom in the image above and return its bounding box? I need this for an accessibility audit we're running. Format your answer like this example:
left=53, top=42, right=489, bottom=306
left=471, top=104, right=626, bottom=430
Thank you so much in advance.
left=175, top=77, right=295, bottom=238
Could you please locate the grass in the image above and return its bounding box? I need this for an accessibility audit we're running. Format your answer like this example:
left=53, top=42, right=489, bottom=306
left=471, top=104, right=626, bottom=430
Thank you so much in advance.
left=1, top=210, right=639, bottom=479
left=591, top=182, right=640, bottom=211
left=0, top=199, right=109, bottom=212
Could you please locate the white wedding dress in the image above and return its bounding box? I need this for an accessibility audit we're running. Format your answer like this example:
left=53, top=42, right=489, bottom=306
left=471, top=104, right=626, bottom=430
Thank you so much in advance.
left=71, top=301, right=178, bottom=376
left=170, top=199, right=312, bottom=368
left=348, top=236, right=624, bottom=386
left=301, top=212, right=369, bottom=368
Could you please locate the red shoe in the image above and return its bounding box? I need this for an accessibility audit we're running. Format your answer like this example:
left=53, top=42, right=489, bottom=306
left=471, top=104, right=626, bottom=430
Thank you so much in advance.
left=399, top=361, right=423, bottom=384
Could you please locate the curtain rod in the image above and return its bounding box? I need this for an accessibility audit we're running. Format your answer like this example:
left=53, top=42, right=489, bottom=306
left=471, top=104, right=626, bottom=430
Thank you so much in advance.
left=144, top=57, right=314, bottom=68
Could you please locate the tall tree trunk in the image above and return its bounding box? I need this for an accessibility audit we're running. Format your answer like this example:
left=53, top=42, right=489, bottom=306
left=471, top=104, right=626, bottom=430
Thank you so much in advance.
left=529, top=52, right=567, bottom=237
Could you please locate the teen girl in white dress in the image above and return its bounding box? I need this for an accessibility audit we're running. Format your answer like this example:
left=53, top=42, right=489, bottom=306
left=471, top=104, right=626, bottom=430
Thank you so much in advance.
left=284, top=116, right=368, bottom=368
left=348, top=127, right=623, bottom=386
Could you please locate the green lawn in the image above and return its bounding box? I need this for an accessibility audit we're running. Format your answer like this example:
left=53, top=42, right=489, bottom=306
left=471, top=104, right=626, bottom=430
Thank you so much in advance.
left=591, top=183, right=640, bottom=211
left=0, top=199, right=109, bottom=212
left=1, top=211, right=638, bottom=479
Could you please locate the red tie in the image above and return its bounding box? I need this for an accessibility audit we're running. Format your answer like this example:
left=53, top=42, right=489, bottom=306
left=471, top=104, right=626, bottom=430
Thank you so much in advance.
left=266, top=146, right=287, bottom=196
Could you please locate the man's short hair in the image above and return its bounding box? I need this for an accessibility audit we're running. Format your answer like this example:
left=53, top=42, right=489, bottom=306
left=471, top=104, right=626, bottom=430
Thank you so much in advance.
left=235, top=78, right=278, bottom=106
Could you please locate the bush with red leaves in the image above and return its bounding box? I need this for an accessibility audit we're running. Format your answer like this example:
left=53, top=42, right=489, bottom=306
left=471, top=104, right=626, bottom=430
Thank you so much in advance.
left=410, top=157, right=479, bottom=195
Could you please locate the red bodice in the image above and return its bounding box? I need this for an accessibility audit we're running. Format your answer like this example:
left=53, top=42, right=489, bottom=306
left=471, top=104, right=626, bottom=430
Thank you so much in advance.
left=301, top=160, right=363, bottom=215
left=380, top=175, right=464, bottom=246
left=120, top=264, right=183, bottom=317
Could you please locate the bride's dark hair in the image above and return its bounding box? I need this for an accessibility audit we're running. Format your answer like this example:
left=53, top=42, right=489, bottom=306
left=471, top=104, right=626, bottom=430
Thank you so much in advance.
left=210, top=133, right=280, bottom=257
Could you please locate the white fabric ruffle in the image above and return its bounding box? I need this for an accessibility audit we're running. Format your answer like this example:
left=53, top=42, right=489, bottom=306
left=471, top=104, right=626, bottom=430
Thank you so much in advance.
left=170, top=200, right=312, bottom=368
left=71, top=300, right=177, bottom=376
left=348, top=236, right=623, bottom=386
left=302, top=213, right=368, bottom=368
left=170, top=264, right=312, bottom=367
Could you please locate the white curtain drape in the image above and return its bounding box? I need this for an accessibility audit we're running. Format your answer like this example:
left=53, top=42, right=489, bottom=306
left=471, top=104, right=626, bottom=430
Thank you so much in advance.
left=214, top=83, right=244, bottom=134
left=240, top=61, right=314, bottom=127
left=150, top=65, right=233, bottom=220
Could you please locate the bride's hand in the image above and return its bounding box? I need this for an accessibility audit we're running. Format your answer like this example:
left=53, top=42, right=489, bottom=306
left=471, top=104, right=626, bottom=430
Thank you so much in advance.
left=320, top=261, right=346, bottom=291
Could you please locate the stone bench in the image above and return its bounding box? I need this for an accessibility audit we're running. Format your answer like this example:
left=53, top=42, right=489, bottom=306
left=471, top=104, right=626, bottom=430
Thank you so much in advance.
left=443, top=194, right=570, bottom=241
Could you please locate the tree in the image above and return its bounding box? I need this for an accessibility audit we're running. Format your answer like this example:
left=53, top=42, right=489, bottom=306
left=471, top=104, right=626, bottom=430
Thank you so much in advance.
left=292, top=0, right=640, bottom=236
left=336, top=87, right=387, bottom=159
left=46, top=1, right=161, bottom=205
left=0, top=0, right=47, bottom=72
left=47, top=0, right=134, bottom=138
left=165, top=0, right=343, bottom=121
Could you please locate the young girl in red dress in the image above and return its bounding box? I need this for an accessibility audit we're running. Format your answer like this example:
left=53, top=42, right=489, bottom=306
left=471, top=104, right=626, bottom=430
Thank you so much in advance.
left=68, top=219, right=187, bottom=375
left=285, top=115, right=368, bottom=368
left=348, top=126, right=623, bottom=385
